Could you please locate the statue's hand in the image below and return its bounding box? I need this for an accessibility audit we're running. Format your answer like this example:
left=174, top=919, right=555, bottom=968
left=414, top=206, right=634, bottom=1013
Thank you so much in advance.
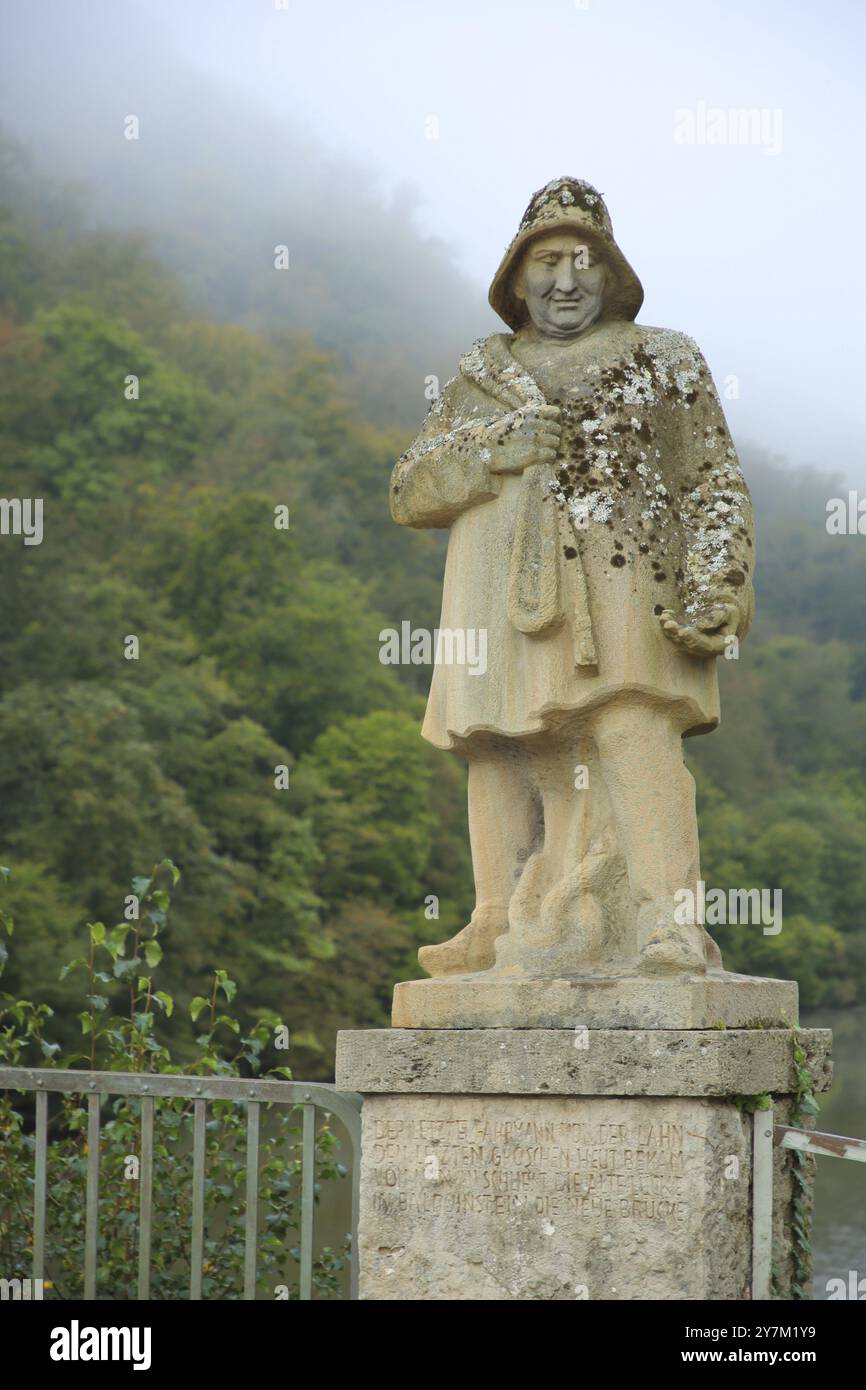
left=488, top=405, right=561, bottom=475
left=658, top=603, right=740, bottom=657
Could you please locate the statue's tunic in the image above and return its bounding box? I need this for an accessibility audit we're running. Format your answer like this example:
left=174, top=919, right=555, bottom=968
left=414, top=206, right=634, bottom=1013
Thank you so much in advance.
left=390, top=320, right=755, bottom=753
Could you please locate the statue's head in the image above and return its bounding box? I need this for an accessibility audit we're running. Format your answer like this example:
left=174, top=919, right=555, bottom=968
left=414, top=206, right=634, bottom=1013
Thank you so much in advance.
left=489, top=178, right=643, bottom=337
left=511, top=230, right=608, bottom=339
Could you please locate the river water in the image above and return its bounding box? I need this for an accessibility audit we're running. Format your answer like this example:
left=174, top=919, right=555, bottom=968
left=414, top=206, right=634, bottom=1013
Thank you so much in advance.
left=804, top=1005, right=866, bottom=1300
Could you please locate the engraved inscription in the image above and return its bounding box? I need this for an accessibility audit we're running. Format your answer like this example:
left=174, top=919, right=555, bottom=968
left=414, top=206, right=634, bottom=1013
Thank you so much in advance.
left=369, top=1112, right=688, bottom=1222
left=358, top=1096, right=752, bottom=1300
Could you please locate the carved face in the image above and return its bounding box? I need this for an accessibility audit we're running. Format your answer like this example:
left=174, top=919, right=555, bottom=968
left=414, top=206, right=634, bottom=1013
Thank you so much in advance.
left=511, top=231, right=607, bottom=339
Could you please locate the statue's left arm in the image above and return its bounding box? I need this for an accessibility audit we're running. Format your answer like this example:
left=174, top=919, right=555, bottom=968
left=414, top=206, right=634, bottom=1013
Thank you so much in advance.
left=661, top=338, right=755, bottom=655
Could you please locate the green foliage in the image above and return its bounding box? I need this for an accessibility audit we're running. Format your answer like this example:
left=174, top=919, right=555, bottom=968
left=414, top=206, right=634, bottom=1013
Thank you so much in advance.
left=690, top=760, right=861, bottom=1005
left=0, top=165, right=466, bottom=1075
left=2, top=304, right=212, bottom=521
left=304, top=710, right=438, bottom=906
left=0, top=864, right=349, bottom=1300
left=732, top=1093, right=772, bottom=1114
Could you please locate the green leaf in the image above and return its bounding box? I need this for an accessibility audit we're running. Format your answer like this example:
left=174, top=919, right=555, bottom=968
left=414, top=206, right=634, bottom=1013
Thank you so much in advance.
left=59, top=957, right=88, bottom=981
left=189, top=995, right=209, bottom=1023
left=215, top=1014, right=240, bottom=1034
left=113, top=956, right=141, bottom=979
left=161, top=859, right=181, bottom=886
left=131, top=876, right=152, bottom=898
left=89, top=922, right=106, bottom=946
left=154, top=991, right=174, bottom=1017
left=106, top=924, right=129, bottom=959
left=144, top=939, right=163, bottom=969
left=215, top=970, right=237, bottom=1003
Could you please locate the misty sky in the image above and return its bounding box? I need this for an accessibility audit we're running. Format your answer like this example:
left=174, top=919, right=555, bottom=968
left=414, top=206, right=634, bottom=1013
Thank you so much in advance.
left=1, top=0, right=864, bottom=479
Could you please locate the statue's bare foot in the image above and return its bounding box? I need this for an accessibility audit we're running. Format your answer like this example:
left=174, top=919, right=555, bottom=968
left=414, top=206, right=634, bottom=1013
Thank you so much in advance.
left=703, top=928, right=723, bottom=969
left=418, top=907, right=507, bottom=977
left=639, top=932, right=707, bottom=975
left=636, top=899, right=708, bottom=976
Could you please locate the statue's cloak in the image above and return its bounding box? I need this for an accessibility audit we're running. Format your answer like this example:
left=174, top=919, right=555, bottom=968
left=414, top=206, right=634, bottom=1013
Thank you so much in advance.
left=390, top=321, right=755, bottom=753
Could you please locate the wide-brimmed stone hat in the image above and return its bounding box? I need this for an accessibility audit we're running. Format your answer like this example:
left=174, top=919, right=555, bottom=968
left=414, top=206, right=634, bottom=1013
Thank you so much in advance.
left=489, top=177, right=644, bottom=330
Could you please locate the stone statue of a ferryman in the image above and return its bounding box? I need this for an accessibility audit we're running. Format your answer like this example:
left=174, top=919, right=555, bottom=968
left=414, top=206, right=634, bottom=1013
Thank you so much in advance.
left=389, top=177, right=766, bottom=1027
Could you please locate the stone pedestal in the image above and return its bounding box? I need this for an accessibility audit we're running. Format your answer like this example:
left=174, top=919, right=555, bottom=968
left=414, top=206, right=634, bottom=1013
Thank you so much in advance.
left=392, top=970, right=798, bottom=1030
left=335, top=1028, right=832, bottom=1301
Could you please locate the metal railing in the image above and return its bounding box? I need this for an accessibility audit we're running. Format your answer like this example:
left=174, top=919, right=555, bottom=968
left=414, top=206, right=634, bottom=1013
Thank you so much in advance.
left=751, top=1107, right=866, bottom=1300
left=0, top=1066, right=363, bottom=1301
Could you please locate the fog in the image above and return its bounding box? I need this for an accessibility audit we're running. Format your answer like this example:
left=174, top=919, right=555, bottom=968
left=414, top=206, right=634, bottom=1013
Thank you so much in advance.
left=1, top=0, right=864, bottom=474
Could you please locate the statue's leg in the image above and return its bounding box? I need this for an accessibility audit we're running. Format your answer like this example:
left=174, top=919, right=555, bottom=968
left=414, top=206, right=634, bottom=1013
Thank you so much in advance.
left=536, top=730, right=620, bottom=962
left=589, top=697, right=711, bottom=974
left=533, top=728, right=596, bottom=881
left=419, top=740, right=536, bottom=977
left=491, top=727, right=617, bottom=970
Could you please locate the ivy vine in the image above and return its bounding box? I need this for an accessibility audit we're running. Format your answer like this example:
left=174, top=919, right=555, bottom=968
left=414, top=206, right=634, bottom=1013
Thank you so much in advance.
left=788, top=1029, right=820, bottom=1299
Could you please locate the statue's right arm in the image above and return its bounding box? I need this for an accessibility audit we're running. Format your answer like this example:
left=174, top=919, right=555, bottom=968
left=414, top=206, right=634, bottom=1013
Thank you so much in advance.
left=389, top=379, right=504, bottom=530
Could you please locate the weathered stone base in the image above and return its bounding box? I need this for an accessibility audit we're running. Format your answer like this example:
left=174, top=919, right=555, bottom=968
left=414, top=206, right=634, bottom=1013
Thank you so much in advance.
left=351, top=1092, right=752, bottom=1300
left=336, top=1027, right=831, bottom=1097
left=336, top=1028, right=832, bottom=1301
left=391, top=969, right=798, bottom=1030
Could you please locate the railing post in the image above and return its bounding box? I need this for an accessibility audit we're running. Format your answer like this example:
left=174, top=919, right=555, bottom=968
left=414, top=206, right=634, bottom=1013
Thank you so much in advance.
left=33, top=1087, right=47, bottom=1285
left=243, top=1099, right=261, bottom=1300
left=137, top=1094, right=155, bottom=1298
left=349, top=1129, right=360, bottom=1303
left=300, top=1101, right=316, bottom=1301
left=84, top=1090, right=101, bottom=1299
left=752, top=1105, right=774, bottom=1300
left=190, top=1097, right=207, bottom=1300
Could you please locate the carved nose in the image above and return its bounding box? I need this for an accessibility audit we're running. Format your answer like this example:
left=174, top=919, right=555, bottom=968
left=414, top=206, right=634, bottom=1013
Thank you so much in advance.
left=554, top=263, right=580, bottom=293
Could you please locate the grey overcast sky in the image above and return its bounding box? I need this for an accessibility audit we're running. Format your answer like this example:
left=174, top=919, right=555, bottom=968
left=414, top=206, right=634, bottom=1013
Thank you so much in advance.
left=1, top=0, right=864, bottom=479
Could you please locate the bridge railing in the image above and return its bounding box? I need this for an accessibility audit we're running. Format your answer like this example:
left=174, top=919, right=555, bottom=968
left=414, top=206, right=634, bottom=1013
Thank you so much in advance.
left=751, top=1108, right=866, bottom=1300
left=0, top=1066, right=363, bottom=1301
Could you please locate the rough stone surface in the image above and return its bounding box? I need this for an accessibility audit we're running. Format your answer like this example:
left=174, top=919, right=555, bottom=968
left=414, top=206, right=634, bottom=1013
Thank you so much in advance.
left=340, top=1027, right=831, bottom=1300
left=336, top=1026, right=833, bottom=1097
left=357, top=1093, right=753, bottom=1300
left=391, top=970, right=798, bottom=1031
